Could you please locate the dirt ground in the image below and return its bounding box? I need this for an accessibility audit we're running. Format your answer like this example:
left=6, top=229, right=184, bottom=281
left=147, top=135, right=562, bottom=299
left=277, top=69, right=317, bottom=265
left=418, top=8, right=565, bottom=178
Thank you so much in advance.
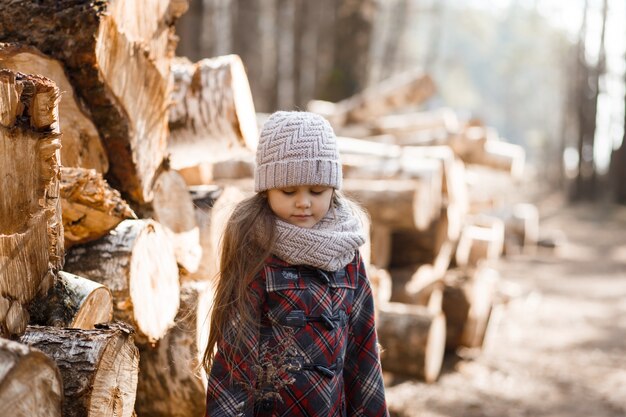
left=385, top=196, right=626, bottom=417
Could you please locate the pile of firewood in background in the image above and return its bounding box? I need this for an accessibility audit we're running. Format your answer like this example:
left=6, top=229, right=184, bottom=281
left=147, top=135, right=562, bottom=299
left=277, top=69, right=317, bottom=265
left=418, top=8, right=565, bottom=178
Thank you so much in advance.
left=0, top=1, right=537, bottom=416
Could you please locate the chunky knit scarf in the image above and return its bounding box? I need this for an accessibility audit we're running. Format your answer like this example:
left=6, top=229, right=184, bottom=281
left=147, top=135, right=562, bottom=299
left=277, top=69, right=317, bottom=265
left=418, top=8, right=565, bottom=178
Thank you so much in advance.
left=270, top=199, right=366, bottom=271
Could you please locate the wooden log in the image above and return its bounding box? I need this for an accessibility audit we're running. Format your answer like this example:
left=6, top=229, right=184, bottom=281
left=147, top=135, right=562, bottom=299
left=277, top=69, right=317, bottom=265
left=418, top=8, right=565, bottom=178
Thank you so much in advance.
left=442, top=266, right=499, bottom=351
left=64, top=220, right=180, bottom=343
left=377, top=302, right=446, bottom=383
left=0, top=70, right=63, bottom=337
left=455, top=215, right=505, bottom=269
left=20, top=323, right=139, bottom=417
left=28, top=271, right=113, bottom=329
left=369, top=224, right=392, bottom=269
left=307, top=70, right=436, bottom=126
left=367, top=265, right=392, bottom=308
left=0, top=43, right=108, bottom=173
left=135, top=281, right=213, bottom=417
left=61, top=167, right=136, bottom=248
left=0, top=0, right=187, bottom=203
left=168, top=55, right=259, bottom=173
left=177, top=157, right=255, bottom=186
left=0, top=338, right=63, bottom=417
left=148, top=169, right=202, bottom=273
left=369, top=108, right=460, bottom=137
left=505, top=203, right=539, bottom=255
left=185, top=185, right=222, bottom=281
left=343, top=178, right=438, bottom=231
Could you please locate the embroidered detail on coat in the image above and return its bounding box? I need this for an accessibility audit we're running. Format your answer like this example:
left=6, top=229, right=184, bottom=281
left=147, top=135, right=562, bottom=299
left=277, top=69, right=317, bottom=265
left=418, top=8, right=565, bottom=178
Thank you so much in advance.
left=281, top=270, right=299, bottom=281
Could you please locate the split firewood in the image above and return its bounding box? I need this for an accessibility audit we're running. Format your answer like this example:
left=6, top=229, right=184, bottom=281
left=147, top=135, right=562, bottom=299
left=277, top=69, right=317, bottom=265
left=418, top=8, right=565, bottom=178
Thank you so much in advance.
left=168, top=55, right=259, bottom=178
left=0, top=43, right=108, bottom=172
left=377, top=302, right=446, bottom=383
left=177, top=157, right=255, bottom=186
left=185, top=185, right=222, bottom=281
left=20, top=323, right=139, bottom=417
left=367, top=265, right=392, bottom=308
left=0, top=338, right=63, bottom=417
left=455, top=215, right=505, bottom=270
left=61, top=167, right=136, bottom=248
left=0, top=70, right=63, bottom=337
left=442, top=266, right=499, bottom=351
left=135, top=281, right=213, bottom=417
left=369, top=224, right=392, bottom=269
left=147, top=169, right=202, bottom=273
left=497, top=203, right=539, bottom=255
left=28, top=271, right=113, bottom=329
left=64, top=219, right=180, bottom=343
left=0, top=0, right=188, bottom=203
left=343, top=178, right=440, bottom=231
left=307, top=70, right=436, bottom=126
left=189, top=186, right=248, bottom=281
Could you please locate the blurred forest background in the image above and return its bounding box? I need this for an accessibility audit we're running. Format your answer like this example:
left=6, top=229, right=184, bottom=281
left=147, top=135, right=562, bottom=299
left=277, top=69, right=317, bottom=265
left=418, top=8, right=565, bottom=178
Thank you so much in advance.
left=176, top=0, right=626, bottom=204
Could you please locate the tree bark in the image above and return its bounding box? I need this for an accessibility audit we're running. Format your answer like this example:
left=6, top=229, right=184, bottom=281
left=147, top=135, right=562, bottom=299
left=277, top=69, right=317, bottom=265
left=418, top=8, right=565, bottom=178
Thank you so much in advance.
left=61, top=167, right=136, bottom=248
left=64, top=220, right=180, bottom=343
left=169, top=55, right=258, bottom=171
left=0, top=0, right=187, bottom=203
left=20, top=323, right=139, bottom=417
left=135, top=281, right=213, bottom=417
left=28, top=271, right=113, bottom=329
left=0, top=338, right=63, bottom=417
left=0, top=70, right=63, bottom=337
left=377, top=302, right=446, bottom=383
left=0, top=43, right=108, bottom=173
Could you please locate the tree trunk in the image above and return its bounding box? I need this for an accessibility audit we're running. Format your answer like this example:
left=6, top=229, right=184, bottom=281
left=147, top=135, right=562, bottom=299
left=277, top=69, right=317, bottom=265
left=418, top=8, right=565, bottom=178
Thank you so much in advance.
left=0, top=70, right=63, bottom=337
left=64, top=220, right=180, bottom=343
left=0, top=338, right=63, bottom=417
left=135, top=281, right=213, bottom=417
left=20, top=323, right=139, bottom=417
left=377, top=302, right=446, bottom=383
left=0, top=0, right=187, bottom=203
left=442, top=266, right=499, bottom=351
left=28, top=271, right=113, bottom=329
left=147, top=169, right=202, bottom=273
left=0, top=43, right=108, bottom=173
left=169, top=55, right=258, bottom=172
left=318, top=0, right=376, bottom=102
left=61, top=167, right=136, bottom=248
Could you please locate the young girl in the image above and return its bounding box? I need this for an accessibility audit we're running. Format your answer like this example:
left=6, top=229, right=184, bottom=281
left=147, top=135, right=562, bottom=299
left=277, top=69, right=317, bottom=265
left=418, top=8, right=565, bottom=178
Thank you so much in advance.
left=203, top=111, right=389, bottom=417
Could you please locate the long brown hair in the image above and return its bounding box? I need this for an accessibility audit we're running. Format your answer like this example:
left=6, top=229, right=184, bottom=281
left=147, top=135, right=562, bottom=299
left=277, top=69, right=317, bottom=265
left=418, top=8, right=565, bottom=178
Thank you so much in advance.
left=202, top=193, right=276, bottom=374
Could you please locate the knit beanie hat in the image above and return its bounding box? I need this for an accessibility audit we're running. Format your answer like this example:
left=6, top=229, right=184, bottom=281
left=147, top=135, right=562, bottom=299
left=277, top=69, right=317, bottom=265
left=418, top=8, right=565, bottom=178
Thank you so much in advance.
left=254, top=111, right=342, bottom=192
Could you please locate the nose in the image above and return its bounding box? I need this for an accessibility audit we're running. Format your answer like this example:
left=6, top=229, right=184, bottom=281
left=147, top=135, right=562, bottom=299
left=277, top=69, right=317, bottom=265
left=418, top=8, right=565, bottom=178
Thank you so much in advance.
left=295, top=193, right=311, bottom=208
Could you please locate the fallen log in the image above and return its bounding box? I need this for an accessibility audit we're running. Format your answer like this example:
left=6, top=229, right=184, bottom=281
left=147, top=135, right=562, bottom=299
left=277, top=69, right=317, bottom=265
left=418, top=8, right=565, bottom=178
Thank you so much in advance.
left=307, top=70, right=436, bottom=126
left=20, top=323, right=139, bottom=417
left=369, top=108, right=460, bottom=137
left=0, top=338, right=63, bottom=417
left=343, top=178, right=439, bottom=231
left=0, top=0, right=187, bottom=203
left=455, top=215, right=505, bottom=270
left=0, top=43, right=108, bottom=172
left=169, top=55, right=258, bottom=174
left=0, top=70, right=63, bottom=337
left=64, top=219, right=180, bottom=343
left=148, top=169, right=202, bottom=273
left=135, top=281, right=213, bottom=417
left=442, top=266, right=499, bottom=351
left=377, top=302, right=446, bottom=383
left=28, top=271, right=113, bottom=329
left=61, top=167, right=136, bottom=248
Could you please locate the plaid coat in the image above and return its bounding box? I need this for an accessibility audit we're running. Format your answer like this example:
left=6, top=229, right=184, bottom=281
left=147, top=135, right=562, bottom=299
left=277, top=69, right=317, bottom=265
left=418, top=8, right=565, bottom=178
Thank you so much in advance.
left=205, top=250, right=389, bottom=416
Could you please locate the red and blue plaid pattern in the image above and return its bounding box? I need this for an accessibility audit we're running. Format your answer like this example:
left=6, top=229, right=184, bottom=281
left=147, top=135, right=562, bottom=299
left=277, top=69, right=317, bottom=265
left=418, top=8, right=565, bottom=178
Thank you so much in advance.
left=205, top=251, right=388, bottom=416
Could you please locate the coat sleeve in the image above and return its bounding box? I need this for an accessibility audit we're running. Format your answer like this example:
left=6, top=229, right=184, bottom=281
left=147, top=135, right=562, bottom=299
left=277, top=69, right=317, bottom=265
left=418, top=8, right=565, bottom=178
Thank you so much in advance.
left=205, top=272, right=267, bottom=417
left=344, top=251, right=389, bottom=417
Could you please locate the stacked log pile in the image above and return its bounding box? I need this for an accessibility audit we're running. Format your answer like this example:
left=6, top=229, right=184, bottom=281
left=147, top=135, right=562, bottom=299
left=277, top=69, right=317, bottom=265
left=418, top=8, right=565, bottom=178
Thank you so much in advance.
left=0, top=2, right=540, bottom=415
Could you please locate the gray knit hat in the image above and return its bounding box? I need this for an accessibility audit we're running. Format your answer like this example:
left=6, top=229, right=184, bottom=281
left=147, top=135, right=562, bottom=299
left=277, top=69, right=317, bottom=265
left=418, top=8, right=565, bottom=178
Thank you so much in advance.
left=255, top=111, right=342, bottom=192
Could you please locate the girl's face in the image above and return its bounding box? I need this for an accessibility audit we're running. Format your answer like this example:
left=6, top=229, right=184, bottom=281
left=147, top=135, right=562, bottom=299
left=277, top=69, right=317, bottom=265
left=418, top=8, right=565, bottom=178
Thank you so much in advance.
left=267, top=185, right=333, bottom=228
